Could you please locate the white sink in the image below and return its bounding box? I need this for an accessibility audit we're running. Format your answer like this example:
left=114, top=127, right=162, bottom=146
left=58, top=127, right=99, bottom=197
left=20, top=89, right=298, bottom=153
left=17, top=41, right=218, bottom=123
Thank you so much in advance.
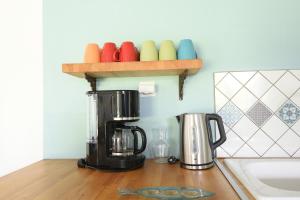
left=224, top=159, right=300, bottom=200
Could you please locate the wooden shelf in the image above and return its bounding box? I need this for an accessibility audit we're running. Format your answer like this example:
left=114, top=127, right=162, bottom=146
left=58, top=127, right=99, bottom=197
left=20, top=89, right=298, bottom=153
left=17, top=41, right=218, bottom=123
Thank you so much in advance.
left=62, top=59, right=202, bottom=78
left=62, top=59, right=203, bottom=100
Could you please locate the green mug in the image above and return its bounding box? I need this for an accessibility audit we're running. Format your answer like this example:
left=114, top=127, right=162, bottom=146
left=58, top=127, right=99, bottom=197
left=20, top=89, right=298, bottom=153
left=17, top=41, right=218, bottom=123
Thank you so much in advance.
left=140, top=40, right=158, bottom=61
left=159, top=40, right=177, bottom=61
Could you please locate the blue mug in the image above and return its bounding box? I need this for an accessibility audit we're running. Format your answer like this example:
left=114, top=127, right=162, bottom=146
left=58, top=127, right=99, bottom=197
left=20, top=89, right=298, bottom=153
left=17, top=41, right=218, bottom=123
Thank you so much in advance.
left=177, top=39, right=197, bottom=60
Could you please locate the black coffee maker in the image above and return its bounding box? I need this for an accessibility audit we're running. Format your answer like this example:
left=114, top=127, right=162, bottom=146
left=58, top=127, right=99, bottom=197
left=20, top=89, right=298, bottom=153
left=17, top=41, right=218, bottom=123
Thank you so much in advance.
left=77, top=90, right=147, bottom=170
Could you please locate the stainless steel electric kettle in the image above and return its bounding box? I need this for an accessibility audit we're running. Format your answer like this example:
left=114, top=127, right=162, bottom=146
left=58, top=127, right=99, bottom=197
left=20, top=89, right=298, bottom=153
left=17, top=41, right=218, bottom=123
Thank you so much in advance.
left=176, top=113, right=226, bottom=170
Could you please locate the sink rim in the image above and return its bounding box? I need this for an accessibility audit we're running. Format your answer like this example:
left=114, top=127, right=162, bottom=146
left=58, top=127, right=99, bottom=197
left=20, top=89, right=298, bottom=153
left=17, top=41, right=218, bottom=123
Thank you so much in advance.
left=224, top=158, right=300, bottom=200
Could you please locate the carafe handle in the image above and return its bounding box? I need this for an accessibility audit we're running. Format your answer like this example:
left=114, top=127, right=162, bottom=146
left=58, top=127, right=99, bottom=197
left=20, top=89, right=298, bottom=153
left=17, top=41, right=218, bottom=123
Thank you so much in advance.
left=131, top=126, right=147, bottom=154
left=205, top=114, right=226, bottom=151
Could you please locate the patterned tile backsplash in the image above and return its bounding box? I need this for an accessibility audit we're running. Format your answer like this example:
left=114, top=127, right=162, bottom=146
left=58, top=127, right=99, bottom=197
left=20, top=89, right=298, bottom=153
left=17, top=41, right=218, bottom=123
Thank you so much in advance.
left=214, top=70, right=300, bottom=158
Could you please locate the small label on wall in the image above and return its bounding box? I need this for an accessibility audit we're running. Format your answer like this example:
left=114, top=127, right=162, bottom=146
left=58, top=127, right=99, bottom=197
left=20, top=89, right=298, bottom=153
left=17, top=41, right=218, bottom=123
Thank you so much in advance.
left=139, top=81, right=156, bottom=97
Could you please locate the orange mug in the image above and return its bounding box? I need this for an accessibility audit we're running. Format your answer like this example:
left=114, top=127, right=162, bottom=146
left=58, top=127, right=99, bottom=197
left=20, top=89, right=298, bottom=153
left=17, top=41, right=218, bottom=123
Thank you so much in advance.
left=84, top=43, right=101, bottom=63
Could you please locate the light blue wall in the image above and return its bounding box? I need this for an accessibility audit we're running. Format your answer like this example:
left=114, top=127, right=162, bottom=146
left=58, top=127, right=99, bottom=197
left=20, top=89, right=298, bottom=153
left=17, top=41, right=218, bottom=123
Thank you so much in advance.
left=44, top=0, right=300, bottom=158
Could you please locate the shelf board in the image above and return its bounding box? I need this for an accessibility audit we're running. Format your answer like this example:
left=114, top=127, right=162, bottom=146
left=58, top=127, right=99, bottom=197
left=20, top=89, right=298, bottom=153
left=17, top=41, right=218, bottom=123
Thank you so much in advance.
left=62, top=59, right=203, bottom=78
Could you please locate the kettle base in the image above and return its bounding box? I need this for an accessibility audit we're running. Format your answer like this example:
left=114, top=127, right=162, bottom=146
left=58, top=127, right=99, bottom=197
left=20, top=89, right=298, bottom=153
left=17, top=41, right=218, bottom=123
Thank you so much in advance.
left=180, top=161, right=214, bottom=170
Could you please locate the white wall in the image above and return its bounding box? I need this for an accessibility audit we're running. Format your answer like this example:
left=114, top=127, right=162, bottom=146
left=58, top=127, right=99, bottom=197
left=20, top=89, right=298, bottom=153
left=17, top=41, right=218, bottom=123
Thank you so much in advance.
left=0, top=0, right=43, bottom=176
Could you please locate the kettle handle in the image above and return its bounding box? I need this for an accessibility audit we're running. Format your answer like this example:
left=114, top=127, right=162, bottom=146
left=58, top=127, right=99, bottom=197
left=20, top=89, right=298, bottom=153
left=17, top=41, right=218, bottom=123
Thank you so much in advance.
left=205, top=114, right=226, bottom=151
left=131, top=126, right=147, bottom=154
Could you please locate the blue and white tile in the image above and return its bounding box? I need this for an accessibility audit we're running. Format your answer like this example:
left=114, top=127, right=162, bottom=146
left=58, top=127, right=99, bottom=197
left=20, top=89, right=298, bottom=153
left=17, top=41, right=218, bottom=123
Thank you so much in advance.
left=260, top=70, right=286, bottom=84
left=260, top=86, right=287, bottom=112
left=224, top=123, right=230, bottom=132
left=290, top=70, right=300, bottom=80
left=261, top=115, right=289, bottom=141
left=232, top=115, right=258, bottom=141
left=247, top=130, right=274, bottom=156
left=230, top=71, right=256, bottom=85
left=247, top=101, right=273, bottom=127
left=217, top=101, right=243, bottom=128
left=276, top=100, right=300, bottom=126
left=216, top=73, right=242, bottom=99
left=292, top=120, right=300, bottom=136
left=231, top=88, right=257, bottom=112
left=291, top=89, right=300, bottom=107
left=263, top=144, right=289, bottom=157
left=214, top=69, right=300, bottom=158
left=275, top=71, right=300, bottom=97
left=233, top=144, right=259, bottom=157
left=214, top=72, right=228, bottom=85
left=217, top=147, right=230, bottom=157
left=277, top=129, right=300, bottom=156
left=293, top=148, right=300, bottom=157
left=245, top=72, right=272, bottom=98
left=220, top=130, right=244, bottom=156
left=215, top=88, right=229, bottom=112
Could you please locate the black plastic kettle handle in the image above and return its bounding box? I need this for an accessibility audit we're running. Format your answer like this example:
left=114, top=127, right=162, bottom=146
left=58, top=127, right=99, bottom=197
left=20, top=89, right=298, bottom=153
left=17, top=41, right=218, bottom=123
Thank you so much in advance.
left=131, top=126, right=147, bottom=154
left=205, top=113, right=227, bottom=151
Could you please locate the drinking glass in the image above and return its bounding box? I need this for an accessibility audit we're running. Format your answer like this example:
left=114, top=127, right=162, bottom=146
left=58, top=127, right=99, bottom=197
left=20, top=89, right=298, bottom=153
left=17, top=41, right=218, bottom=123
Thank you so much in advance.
left=151, top=128, right=169, bottom=163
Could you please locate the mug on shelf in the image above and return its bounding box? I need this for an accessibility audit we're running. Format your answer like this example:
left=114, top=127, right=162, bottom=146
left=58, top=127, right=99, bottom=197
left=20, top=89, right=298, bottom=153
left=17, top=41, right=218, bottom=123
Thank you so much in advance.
left=84, top=43, right=101, bottom=63
left=159, top=40, right=177, bottom=61
left=140, top=40, right=158, bottom=61
left=101, top=42, right=118, bottom=62
left=177, top=39, right=197, bottom=60
left=113, top=41, right=139, bottom=62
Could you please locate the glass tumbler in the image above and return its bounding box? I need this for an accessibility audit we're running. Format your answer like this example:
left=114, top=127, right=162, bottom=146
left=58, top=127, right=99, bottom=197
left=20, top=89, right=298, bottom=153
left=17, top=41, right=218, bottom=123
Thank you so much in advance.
left=151, top=128, right=169, bottom=163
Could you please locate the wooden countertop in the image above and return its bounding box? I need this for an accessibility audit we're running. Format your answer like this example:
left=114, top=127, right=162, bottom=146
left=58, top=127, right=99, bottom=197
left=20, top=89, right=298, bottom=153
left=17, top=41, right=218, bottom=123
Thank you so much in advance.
left=0, top=159, right=239, bottom=200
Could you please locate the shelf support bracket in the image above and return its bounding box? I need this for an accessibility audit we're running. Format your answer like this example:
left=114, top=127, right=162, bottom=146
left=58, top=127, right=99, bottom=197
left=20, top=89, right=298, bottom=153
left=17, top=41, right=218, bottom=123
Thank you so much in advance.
left=179, top=70, right=188, bottom=101
left=84, top=73, right=97, bottom=91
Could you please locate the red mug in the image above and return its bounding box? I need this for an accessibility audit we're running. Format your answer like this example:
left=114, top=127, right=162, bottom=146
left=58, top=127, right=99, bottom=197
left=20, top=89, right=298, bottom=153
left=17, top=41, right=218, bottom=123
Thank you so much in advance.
left=113, top=41, right=139, bottom=62
left=101, top=42, right=118, bottom=62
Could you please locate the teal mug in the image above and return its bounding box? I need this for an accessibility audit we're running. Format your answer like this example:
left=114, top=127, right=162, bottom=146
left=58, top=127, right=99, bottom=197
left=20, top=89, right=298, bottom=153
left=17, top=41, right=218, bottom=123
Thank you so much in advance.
left=177, top=39, right=197, bottom=60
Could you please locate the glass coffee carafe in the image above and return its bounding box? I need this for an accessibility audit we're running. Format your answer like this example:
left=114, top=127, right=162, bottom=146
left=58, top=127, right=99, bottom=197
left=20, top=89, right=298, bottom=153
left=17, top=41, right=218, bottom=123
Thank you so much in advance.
left=112, top=125, right=147, bottom=157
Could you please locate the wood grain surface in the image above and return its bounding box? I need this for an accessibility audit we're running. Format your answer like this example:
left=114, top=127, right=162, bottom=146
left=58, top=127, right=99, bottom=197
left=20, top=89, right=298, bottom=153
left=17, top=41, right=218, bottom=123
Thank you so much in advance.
left=62, top=59, right=203, bottom=78
left=0, top=159, right=239, bottom=200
